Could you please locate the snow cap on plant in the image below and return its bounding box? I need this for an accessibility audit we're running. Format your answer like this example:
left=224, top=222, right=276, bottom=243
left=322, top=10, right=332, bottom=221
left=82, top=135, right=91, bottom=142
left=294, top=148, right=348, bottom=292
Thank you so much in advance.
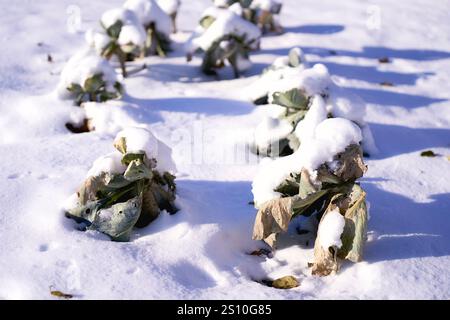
left=187, top=9, right=261, bottom=77
left=249, top=63, right=377, bottom=157
left=212, top=0, right=283, bottom=33
left=57, top=49, right=124, bottom=106
left=155, top=0, right=181, bottom=33
left=247, top=47, right=309, bottom=105
left=124, top=0, right=173, bottom=56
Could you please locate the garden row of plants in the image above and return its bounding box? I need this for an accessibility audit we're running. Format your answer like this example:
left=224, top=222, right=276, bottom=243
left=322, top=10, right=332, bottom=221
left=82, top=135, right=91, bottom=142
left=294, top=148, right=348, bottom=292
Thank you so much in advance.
left=59, top=0, right=374, bottom=278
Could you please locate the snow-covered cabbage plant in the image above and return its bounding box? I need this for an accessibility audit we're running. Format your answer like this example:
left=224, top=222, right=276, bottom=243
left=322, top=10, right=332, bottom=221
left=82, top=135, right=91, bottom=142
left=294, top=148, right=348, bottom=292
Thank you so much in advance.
left=124, top=0, right=172, bottom=57
left=86, top=8, right=146, bottom=77
left=65, top=127, right=178, bottom=241
left=212, top=0, right=283, bottom=33
left=251, top=118, right=369, bottom=276
left=187, top=9, right=261, bottom=77
left=249, top=47, right=308, bottom=105
left=249, top=63, right=377, bottom=157
left=57, top=49, right=124, bottom=106
left=156, top=0, right=181, bottom=33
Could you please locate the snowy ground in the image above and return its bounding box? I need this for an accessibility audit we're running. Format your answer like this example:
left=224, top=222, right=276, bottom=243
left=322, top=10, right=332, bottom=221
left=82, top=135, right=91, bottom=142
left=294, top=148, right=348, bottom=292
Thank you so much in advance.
left=0, top=0, right=449, bottom=299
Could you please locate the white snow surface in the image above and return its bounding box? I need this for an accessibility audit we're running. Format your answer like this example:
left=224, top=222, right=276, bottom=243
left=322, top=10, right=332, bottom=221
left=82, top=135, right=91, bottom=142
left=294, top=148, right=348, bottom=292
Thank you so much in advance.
left=293, top=94, right=328, bottom=143
left=83, top=100, right=146, bottom=135
left=317, top=208, right=346, bottom=250
left=1, top=0, right=450, bottom=300
left=124, top=0, right=172, bottom=35
left=156, top=0, right=180, bottom=16
left=87, top=151, right=127, bottom=177
left=251, top=0, right=280, bottom=12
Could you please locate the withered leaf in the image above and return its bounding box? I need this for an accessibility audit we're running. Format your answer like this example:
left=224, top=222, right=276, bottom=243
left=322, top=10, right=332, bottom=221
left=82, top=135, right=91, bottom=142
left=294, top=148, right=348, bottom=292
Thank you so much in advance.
left=310, top=184, right=368, bottom=276
left=78, top=172, right=108, bottom=205
left=420, top=150, right=437, bottom=157
left=50, top=287, right=73, bottom=299
left=331, top=144, right=367, bottom=182
left=114, top=136, right=127, bottom=154
left=135, top=186, right=160, bottom=228
left=252, top=197, right=294, bottom=248
left=272, top=276, right=299, bottom=289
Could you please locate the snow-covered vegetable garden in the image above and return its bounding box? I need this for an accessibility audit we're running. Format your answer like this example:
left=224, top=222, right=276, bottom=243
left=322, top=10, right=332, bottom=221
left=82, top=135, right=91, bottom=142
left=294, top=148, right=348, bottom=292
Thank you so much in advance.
left=0, top=0, right=449, bottom=299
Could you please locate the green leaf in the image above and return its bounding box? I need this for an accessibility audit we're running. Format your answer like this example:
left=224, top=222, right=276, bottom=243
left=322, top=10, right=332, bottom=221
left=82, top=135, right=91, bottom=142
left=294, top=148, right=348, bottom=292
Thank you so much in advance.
left=271, top=276, right=299, bottom=289
left=84, top=74, right=104, bottom=93
left=114, top=81, right=124, bottom=95
left=271, top=88, right=309, bottom=109
left=274, top=178, right=299, bottom=197
left=106, top=20, right=123, bottom=39
left=101, top=41, right=117, bottom=59
left=67, top=83, right=83, bottom=94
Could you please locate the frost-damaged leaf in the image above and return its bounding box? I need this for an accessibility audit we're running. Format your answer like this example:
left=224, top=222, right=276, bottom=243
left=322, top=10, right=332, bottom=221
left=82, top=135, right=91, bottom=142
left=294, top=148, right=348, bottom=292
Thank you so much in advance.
left=124, top=159, right=152, bottom=181
left=89, top=195, right=142, bottom=242
left=252, top=190, right=328, bottom=248
left=329, top=144, right=367, bottom=182
left=50, top=288, right=73, bottom=299
left=78, top=172, right=108, bottom=205
left=252, top=197, right=293, bottom=248
left=121, top=152, right=145, bottom=166
left=271, top=88, right=309, bottom=110
left=298, top=168, right=319, bottom=199
left=338, top=184, right=368, bottom=262
left=135, top=186, right=160, bottom=228
left=114, top=137, right=127, bottom=154
left=152, top=183, right=178, bottom=214
left=310, top=184, right=368, bottom=276
left=66, top=199, right=102, bottom=224
left=272, top=276, right=299, bottom=289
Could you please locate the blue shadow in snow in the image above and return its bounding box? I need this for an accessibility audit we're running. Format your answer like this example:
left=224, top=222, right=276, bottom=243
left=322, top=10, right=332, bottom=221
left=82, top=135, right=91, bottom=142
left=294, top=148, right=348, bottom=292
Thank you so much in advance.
left=136, top=61, right=269, bottom=82
left=347, top=87, right=446, bottom=108
left=125, top=95, right=255, bottom=116
left=255, top=46, right=450, bottom=62
left=368, top=123, right=450, bottom=159
left=284, top=24, right=345, bottom=35
left=302, top=46, right=450, bottom=61
left=361, top=181, right=450, bottom=262
left=318, top=61, right=433, bottom=86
